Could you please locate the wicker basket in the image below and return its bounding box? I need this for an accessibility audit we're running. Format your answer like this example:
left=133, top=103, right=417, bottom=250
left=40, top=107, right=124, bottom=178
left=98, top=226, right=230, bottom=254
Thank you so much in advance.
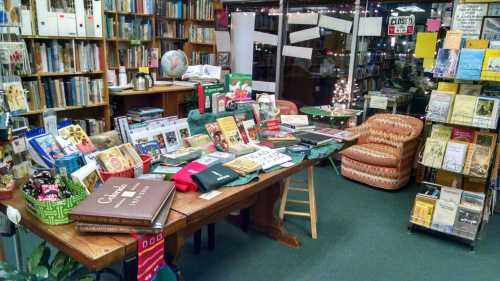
left=23, top=180, right=87, bottom=225
left=100, top=154, right=153, bottom=181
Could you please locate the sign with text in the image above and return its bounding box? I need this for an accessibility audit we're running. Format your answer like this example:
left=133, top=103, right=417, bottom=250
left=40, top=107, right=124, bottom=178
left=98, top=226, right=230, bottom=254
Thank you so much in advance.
left=388, top=15, right=415, bottom=36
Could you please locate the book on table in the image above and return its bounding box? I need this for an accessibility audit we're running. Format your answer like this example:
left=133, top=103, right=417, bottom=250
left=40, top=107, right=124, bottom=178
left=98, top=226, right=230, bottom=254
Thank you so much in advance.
left=70, top=178, right=176, bottom=227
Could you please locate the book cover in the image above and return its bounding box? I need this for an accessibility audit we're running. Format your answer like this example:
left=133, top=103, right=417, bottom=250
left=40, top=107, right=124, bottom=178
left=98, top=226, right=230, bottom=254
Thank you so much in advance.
left=458, top=84, right=482, bottom=95
left=473, top=131, right=497, bottom=151
left=242, top=120, right=257, bottom=142
left=136, top=140, right=161, bottom=162
left=437, top=82, right=459, bottom=93
left=411, top=194, right=437, bottom=228
left=461, top=191, right=485, bottom=210
left=216, top=116, right=243, bottom=148
left=452, top=205, right=482, bottom=240
left=280, top=115, right=309, bottom=127
left=119, top=143, right=143, bottom=168
left=224, top=157, right=261, bottom=175
left=58, top=125, right=97, bottom=154
left=30, top=133, right=65, bottom=166
left=175, top=118, right=191, bottom=140
left=433, top=49, right=460, bottom=78
left=443, top=30, right=462, bottom=49
left=480, top=49, right=500, bottom=81
left=236, top=120, right=250, bottom=144
left=442, top=141, right=468, bottom=173
left=465, top=39, right=489, bottom=49
left=426, top=91, right=454, bottom=122
left=431, top=200, right=458, bottom=234
left=97, top=146, right=131, bottom=173
left=205, top=122, right=229, bottom=151
left=225, top=73, right=252, bottom=101
left=455, top=48, right=486, bottom=80
left=70, top=178, right=175, bottom=226
left=211, top=92, right=226, bottom=114
left=4, top=82, right=28, bottom=113
left=472, top=96, right=499, bottom=128
left=71, top=162, right=103, bottom=193
left=450, top=94, right=478, bottom=125
left=430, top=125, right=452, bottom=140
left=451, top=127, right=475, bottom=142
left=415, top=32, right=438, bottom=58
left=422, top=138, right=447, bottom=168
left=163, top=127, right=181, bottom=153
left=440, top=186, right=463, bottom=204
left=468, top=145, right=492, bottom=178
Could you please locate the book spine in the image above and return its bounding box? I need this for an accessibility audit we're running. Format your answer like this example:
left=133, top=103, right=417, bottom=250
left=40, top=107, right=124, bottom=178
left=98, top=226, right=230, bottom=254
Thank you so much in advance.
left=69, top=214, right=152, bottom=227
left=76, top=223, right=160, bottom=234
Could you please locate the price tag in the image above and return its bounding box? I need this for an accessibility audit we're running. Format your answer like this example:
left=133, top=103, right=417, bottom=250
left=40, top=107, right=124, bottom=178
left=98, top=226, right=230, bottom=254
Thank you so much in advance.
left=199, top=190, right=222, bottom=200
left=138, top=66, right=149, bottom=74
left=369, top=95, right=388, bottom=110
left=130, top=40, right=141, bottom=45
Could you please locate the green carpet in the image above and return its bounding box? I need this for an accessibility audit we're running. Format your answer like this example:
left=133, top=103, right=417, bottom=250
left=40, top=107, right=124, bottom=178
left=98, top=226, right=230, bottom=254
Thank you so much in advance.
left=178, top=166, right=500, bottom=281
left=3, top=166, right=500, bottom=280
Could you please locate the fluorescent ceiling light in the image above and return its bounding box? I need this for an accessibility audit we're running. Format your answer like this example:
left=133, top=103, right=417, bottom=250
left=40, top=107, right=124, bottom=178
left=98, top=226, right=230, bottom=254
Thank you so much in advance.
left=396, top=6, right=425, bottom=13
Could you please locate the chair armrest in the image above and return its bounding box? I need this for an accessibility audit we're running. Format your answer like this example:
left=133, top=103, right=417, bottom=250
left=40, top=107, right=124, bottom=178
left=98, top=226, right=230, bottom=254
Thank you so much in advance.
left=346, top=124, right=370, bottom=144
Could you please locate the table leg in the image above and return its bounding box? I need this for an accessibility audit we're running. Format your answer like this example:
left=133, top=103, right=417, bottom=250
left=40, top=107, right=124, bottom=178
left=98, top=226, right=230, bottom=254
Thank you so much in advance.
left=165, top=232, right=185, bottom=265
left=249, top=181, right=301, bottom=248
left=328, top=156, right=340, bottom=175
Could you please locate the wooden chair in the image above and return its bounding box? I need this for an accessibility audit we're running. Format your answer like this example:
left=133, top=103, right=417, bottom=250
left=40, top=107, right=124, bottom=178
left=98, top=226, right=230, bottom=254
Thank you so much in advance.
left=276, top=100, right=318, bottom=239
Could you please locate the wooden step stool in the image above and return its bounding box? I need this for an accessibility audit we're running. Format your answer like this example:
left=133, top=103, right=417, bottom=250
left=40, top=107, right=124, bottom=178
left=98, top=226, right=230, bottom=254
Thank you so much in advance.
left=278, top=166, right=317, bottom=239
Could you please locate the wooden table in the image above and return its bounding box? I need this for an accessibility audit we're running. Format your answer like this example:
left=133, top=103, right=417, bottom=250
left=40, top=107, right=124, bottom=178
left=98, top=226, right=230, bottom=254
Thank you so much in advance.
left=2, top=158, right=318, bottom=271
left=110, top=85, right=194, bottom=117
left=1, top=188, right=187, bottom=271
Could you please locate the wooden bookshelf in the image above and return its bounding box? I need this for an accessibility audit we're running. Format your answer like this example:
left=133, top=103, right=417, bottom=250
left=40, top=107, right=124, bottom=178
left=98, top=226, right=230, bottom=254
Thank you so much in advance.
left=20, top=3, right=111, bottom=131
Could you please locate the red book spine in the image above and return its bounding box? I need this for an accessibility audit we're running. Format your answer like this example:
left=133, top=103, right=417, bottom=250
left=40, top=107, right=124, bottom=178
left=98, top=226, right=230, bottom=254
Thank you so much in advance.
left=197, top=83, right=205, bottom=114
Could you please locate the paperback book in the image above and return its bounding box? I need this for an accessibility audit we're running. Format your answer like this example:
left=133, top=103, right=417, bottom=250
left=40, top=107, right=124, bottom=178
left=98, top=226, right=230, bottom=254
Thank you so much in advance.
left=433, top=49, right=460, bottom=78
left=455, top=48, right=485, bottom=81
left=427, top=91, right=454, bottom=123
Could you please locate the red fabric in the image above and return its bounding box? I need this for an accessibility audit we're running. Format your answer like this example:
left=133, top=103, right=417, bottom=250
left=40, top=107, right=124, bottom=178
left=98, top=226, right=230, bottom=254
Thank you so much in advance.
left=137, top=233, right=165, bottom=281
left=171, top=162, right=208, bottom=192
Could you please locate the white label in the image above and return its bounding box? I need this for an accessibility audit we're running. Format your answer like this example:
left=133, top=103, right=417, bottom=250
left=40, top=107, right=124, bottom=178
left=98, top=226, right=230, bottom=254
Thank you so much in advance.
left=369, top=96, right=388, bottom=110
left=6, top=206, right=21, bottom=225
left=253, top=31, right=278, bottom=46
left=287, top=13, right=318, bottom=25
left=358, top=17, right=383, bottom=36
left=289, top=27, right=320, bottom=44
left=199, top=190, right=222, bottom=200
left=121, top=191, right=136, bottom=198
left=318, top=15, right=352, bottom=33
left=282, top=45, right=313, bottom=60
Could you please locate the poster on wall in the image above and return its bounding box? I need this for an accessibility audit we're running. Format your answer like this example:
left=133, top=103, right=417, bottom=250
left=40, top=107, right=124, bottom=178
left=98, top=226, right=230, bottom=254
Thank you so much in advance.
left=387, top=15, right=415, bottom=36
left=481, top=17, right=500, bottom=41
left=452, top=4, right=488, bottom=39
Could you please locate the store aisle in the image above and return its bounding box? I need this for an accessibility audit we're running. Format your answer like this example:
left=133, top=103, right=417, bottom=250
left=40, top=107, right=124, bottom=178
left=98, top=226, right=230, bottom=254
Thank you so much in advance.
left=179, top=166, right=500, bottom=281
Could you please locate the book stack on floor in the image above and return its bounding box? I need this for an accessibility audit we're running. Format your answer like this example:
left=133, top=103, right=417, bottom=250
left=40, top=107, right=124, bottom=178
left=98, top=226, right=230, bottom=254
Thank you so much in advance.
left=70, top=178, right=176, bottom=234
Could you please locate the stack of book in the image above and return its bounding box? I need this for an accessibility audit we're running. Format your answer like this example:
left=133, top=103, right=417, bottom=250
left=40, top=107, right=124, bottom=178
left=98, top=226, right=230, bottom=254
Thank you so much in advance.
left=70, top=178, right=176, bottom=234
left=280, top=115, right=315, bottom=132
left=127, top=107, right=164, bottom=122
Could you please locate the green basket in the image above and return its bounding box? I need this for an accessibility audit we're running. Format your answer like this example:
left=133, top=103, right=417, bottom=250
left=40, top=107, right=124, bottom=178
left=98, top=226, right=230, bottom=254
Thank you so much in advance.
left=23, top=180, right=87, bottom=225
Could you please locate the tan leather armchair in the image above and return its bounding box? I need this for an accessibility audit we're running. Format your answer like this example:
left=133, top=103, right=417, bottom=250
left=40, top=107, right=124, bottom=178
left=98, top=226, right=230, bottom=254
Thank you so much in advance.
left=340, top=114, right=424, bottom=190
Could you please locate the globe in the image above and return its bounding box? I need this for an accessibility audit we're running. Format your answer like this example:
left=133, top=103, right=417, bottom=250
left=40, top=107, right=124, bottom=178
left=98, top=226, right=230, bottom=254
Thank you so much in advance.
left=160, top=50, right=188, bottom=78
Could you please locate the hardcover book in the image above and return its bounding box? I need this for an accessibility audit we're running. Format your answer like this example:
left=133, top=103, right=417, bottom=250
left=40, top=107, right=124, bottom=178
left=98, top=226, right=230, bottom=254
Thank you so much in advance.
left=70, top=178, right=175, bottom=226
left=422, top=138, right=447, bottom=168
left=451, top=127, right=475, bottom=142
left=472, top=96, right=499, bottom=129
left=480, top=49, right=500, bottom=81
left=242, top=120, right=257, bottom=142
left=450, top=94, right=478, bottom=125
left=430, top=125, right=453, bottom=140
left=455, top=48, right=486, bottom=80
left=411, top=194, right=437, bottom=228
left=97, top=146, right=131, bottom=173
left=75, top=189, right=175, bottom=234
left=431, top=200, right=458, bottom=233
left=58, top=124, right=97, bottom=154
left=136, top=140, right=161, bottom=162
left=442, top=141, right=468, bottom=173
left=71, top=162, right=103, bottom=193
left=216, top=116, right=243, bottom=148
left=29, top=133, right=65, bottom=167
left=427, top=91, right=454, bottom=122
left=205, top=122, right=229, bottom=151
left=433, top=49, right=460, bottom=78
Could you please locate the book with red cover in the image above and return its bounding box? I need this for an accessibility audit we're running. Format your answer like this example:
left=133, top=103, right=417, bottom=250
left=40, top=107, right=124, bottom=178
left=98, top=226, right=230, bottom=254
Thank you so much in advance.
left=451, top=128, right=475, bottom=142
left=69, top=177, right=175, bottom=226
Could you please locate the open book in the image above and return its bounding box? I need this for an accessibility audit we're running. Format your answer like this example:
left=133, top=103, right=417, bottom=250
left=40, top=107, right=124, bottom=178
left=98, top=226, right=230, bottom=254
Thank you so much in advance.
left=182, top=65, right=222, bottom=81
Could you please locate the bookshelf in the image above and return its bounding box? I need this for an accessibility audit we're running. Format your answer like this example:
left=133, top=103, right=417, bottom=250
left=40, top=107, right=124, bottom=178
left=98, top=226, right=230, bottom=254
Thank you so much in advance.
left=155, top=0, right=219, bottom=78
left=20, top=31, right=111, bottom=130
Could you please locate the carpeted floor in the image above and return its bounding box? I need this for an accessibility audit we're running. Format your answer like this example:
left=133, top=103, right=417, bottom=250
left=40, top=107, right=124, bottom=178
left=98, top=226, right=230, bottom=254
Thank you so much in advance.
left=3, top=166, right=500, bottom=281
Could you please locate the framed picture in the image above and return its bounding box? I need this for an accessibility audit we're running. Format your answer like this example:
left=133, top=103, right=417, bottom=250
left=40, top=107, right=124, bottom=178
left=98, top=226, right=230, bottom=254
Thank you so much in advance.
left=481, top=16, right=500, bottom=41
left=217, top=52, right=230, bottom=68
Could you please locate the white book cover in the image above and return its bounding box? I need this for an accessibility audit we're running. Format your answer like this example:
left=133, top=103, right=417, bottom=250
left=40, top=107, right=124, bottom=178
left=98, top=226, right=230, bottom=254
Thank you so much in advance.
left=472, top=96, right=499, bottom=129
left=280, top=115, right=309, bottom=126
left=440, top=186, right=463, bottom=204
left=442, top=141, right=468, bottom=173
left=426, top=91, right=454, bottom=122
left=431, top=199, right=459, bottom=234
